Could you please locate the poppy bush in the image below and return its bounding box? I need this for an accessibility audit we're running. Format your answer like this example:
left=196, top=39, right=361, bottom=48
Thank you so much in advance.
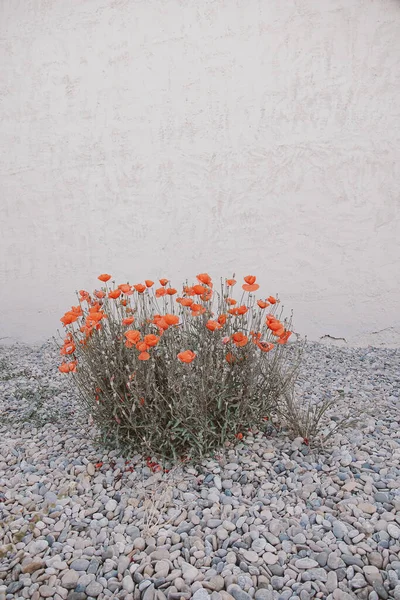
left=57, top=273, right=303, bottom=462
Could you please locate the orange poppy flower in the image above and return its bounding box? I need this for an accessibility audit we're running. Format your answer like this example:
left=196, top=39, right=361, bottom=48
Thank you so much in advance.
left=267, top=296, right=277, bottom=304
left=200, top=290, right=213, bottom=302
left=228, top=305, right=248, bottom=316
left=235, top=432, right=243, bottom=440
left=191, top=305, right=206, bottom=316
left=98, top=274, right=111, bottom=282
left=153, top=315, right=169, bottom=330
left=164, top=314, right=179, bottom=325
left=159, top=279, right=169, bottom=286
left=108, top=289, right=121, bottom=299
left=138, top=351, right=150, bottom=361
left=166, top=288, right=177, bottom=295
left=179, top=297, right=194, bottom=307
left=60, top=342, right=76, bottom=355
left=136, top=342, right=149, bottom=352
left=257, top=300, right=269, bottom=309
left=58, top=360, right=77, bottom=373
left=244, top=275, right=256, bottom=285
left=268, top=319, right=282, bottom=331
left=144, top=334, right=159, bottom=347
left=193, top=284, right=206, bottom=295
left=118, top=284, right=132, bottom=294
left=226, top=352, right=235, bottom=363
left=94, top=290, right=106, bottom=299
left=226, top=298, right=237, bottom=306
left=145, top=280, right=154, bottom=288
left=242, top=283, right=259, bottom=292
left=177, top=350, right=196, bottom=363
left=155, top=287, right=167, bottom=297
left=183, top=286, right=196, bottom=296
left=122, top=317, right=135, bottom=326
left=232, top=332, right=248, bottom=347
left=257, top=341, right=274, bottom=352
left=60, top=312, right=78, bottom=326
left=197, top=273, right=212, bottom=285
left=218, top=314, right=227, bottom=325
left=71, top=305, right=83, bottom=316
left=206, top=319, right=221, bottom=331
left=278, top=331, right=292, bottom=344
left=124, top=330, right=141, bottom=344
left=120, top=299, right=127, bottom=306
left=134, top=283, right=146, bottom=293
left=226, top=279, right=236, bottom=286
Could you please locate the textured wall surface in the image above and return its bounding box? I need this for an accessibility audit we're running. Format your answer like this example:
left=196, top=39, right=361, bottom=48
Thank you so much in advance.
left=1, top=0, right=400, bottom=346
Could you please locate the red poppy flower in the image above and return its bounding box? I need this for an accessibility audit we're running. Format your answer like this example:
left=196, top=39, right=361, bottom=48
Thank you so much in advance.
left=225, top=352, right=235, bottom=364
left=159, top=279, right=169, bottom=286
left=108, top=289, right=121, bottom=299
left=164, top=314, right=179, bottom=325
left=257, top=300, right=269, bottom=309
left=144, top=334, right=159, bottom=347
left=177, top=350, right=196, bottom=363
left=257, top=341, right=274, bottom=352
left=166, top=288, right=177, bottom=295
left=226, top=279, right=236, bottom=286
left=193, top=284, right=206, bottom=295
left=138, top=351, right=150, bottom=361
left=244, top=275, right=256, bottom=285
left=94, top=290, right=106, bottom=299
left=134, top=284, right=146, bottom=293
left=267, top=296, right=277, bottom=304
left=155, top=287, right=167, bottom=297
left=145, top=280, right=154, bottom=287
left=179, top=297, right=194, bottom=307
left=232, top=332, right=248, bottom=347
left=122, top=317, right=135, bottom=326
left=206, top=320, right=221, bottom=331
left=218, top=314, right=227, bottom=325
left=60, top=312, right=78, bottom=326
left=243, top=283, right=259, bottom=292
left=197, top=273, right=212, bottom=285
left=98, top=274, right=111, bottom=282
left=118, top=284, right=132, bottom=294
left=226, top=298, right=237, bottom=306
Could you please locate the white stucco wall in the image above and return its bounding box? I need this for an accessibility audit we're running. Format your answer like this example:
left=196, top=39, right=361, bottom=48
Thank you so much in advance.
left=1, top=0, right=400, bottom=347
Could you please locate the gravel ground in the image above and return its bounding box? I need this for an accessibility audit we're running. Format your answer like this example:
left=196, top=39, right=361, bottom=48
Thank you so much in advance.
left=0, top=341, right=399, bottom=600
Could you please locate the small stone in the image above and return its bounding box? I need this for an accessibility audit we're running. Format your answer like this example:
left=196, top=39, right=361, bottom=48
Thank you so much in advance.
left=262, top=552, right=278, bottom=565
left=350, top=573, right=367, bottom=589
left=228, top=584, right=252, bottom=600
left=70, top=559, right=89, bottom=571
left=327, top=571, right=338, bottom=593
left=358, top=502, right=377, bottom=515
left=39, top=585, right=55, bottom=597
left=122, top=575, right=134, bottom=593
left=327, top=553, right=345, bottom=569
left=242, top=550, right=259, bottom=563
left=105, top=499, right=117, bottom=512
left=333, top=521, right=348, bottom=539
left=181, top=562, right=199, bottom=584
left=86, top=581, right=103, bottom=596
left=208, top=576, right=224, bottom=592
left=21, top=560, right=45, bottom=574
left=193, top=590, right=211, bottom=600
left=295, top=558, right=319, bottom=569
left=61, top=570, right=80, bottom=589
left=87, top=463, right=95, bottom=476
left=363, top=566, right=382, bottom=585
left=388, top=524, right=400, bottom=539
